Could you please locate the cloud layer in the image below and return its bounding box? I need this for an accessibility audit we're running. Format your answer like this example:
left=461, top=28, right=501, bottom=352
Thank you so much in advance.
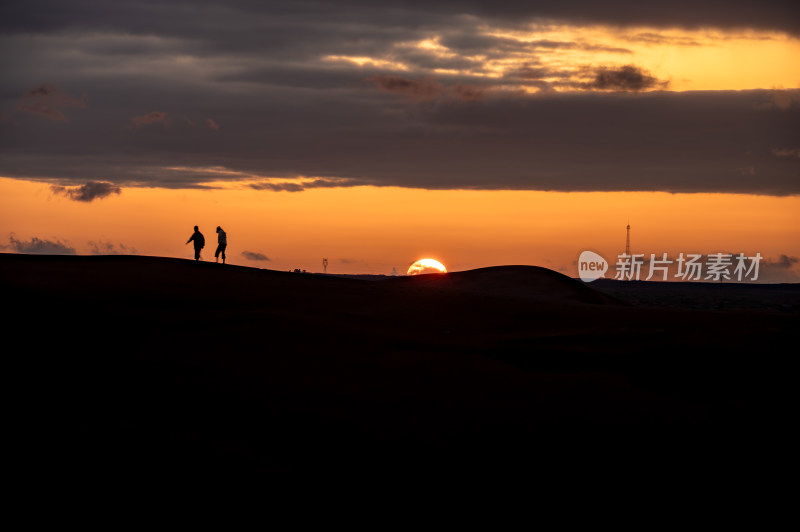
left=0, top=1, right=797, bottom=195
left=241, top=251, right=270, bottom=261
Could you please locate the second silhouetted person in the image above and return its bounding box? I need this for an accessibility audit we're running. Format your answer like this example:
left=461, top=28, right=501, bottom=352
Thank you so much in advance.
left=215, top=226, right=227, bottom=264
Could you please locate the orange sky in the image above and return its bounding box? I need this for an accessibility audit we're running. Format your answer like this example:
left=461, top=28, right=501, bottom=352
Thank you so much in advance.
left=2, top=177, right=798, bottom=280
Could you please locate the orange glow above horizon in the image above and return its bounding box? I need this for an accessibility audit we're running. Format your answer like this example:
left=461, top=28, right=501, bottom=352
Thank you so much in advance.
left=1, top=177, right=798, bottom=280
left=485, top=25, right=800, bottom=91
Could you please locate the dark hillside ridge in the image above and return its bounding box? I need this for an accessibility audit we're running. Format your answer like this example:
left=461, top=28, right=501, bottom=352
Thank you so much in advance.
left=2, top=253, right=795, bottom=485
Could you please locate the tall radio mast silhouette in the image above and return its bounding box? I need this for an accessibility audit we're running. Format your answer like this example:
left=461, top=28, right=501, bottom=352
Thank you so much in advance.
left=625, top=223, right=631, bottom=256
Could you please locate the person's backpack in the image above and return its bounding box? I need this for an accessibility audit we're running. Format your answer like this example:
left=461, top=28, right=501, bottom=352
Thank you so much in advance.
left=197, top=233, right=205, bottom=248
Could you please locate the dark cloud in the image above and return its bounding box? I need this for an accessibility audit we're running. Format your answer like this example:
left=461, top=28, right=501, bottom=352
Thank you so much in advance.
left=763, top=254, right=799, bottom=269
left=17, top=83, right=87, bottom=121
left=772, top=148, right=800, bottom=158
left=248, top=178, right=363, bottom=192
left=580, top=65, right=669, bottom=92
left=249, top=182, right=306, bottom=192
left=368, top=76, right=444, bottom=101
left=242, top=251, right=270, bottom=261
left=406, top=1, right=800, bottom=35
left=517, top=39, right=632, bottom=54
left=0, top=87, right=796, bottom=194
left=625, top=32, right=701, bottom=46
left=755, top=255, right=800, bottom=283
left=3, top=233, right=76, bottom=255
left=131, top=111, right=169, bottom=128
left=1, top=87, right=797, bottom=194
left=51, top=181, right=122, bottom=202
left=437, top=33, right=534, bottom=55
left=505, top=62, right=671, bottom=93
left=504, top=63, right=575, bottom=92
left=184, top=116, right=220, bottom=130
left=1, top=1, right=796, bottom=36
left=447, top=84, right=491, bottom=101
left=507, top=64, right=553, bottom=80
left=369, top=75, right=500, bottom=101
left=88, top=240, right=137, bottom=255
left=753, top=90, right=800, bottom=110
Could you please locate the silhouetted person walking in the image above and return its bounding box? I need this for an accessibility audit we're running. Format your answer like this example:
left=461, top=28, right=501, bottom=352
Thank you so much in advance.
left=186, top=225, right=205, bottom=261
left=215, top=226, right=227, bottom=264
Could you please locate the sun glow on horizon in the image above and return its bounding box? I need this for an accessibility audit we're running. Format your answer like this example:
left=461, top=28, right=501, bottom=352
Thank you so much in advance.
left=408, top=258, right=447, bottom=275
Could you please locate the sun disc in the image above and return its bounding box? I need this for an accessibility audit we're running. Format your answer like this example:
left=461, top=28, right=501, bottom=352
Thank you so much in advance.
left=407, top=258, right=447, bottom=275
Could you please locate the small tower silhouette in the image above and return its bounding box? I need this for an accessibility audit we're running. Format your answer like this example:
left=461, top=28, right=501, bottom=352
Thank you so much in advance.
left=625, top=223, right=631, bottom=256
left=322, top=257, right=328, bottom=274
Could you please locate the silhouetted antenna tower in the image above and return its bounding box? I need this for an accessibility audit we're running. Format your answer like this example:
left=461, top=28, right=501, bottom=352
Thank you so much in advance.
left=322, top=257, right=328, bottom=274
left=625, top=223, right=631, bottom=256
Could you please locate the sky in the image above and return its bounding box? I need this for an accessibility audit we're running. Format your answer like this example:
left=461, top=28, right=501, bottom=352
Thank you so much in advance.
left=1, top=0, right=799, bottom=280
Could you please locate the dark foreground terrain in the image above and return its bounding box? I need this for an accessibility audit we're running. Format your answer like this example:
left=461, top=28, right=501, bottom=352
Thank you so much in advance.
left=3, top=253, right=797, bottom=490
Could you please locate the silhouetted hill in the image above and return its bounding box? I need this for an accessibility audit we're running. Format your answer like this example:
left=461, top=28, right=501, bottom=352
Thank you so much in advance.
left=2, top=253, right=795, bottom=489
left=391, top=265, right=623, bottom=305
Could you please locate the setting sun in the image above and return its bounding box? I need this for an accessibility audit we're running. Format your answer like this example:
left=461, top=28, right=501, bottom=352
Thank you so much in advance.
left=407, top=258, right=447, bottom=275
